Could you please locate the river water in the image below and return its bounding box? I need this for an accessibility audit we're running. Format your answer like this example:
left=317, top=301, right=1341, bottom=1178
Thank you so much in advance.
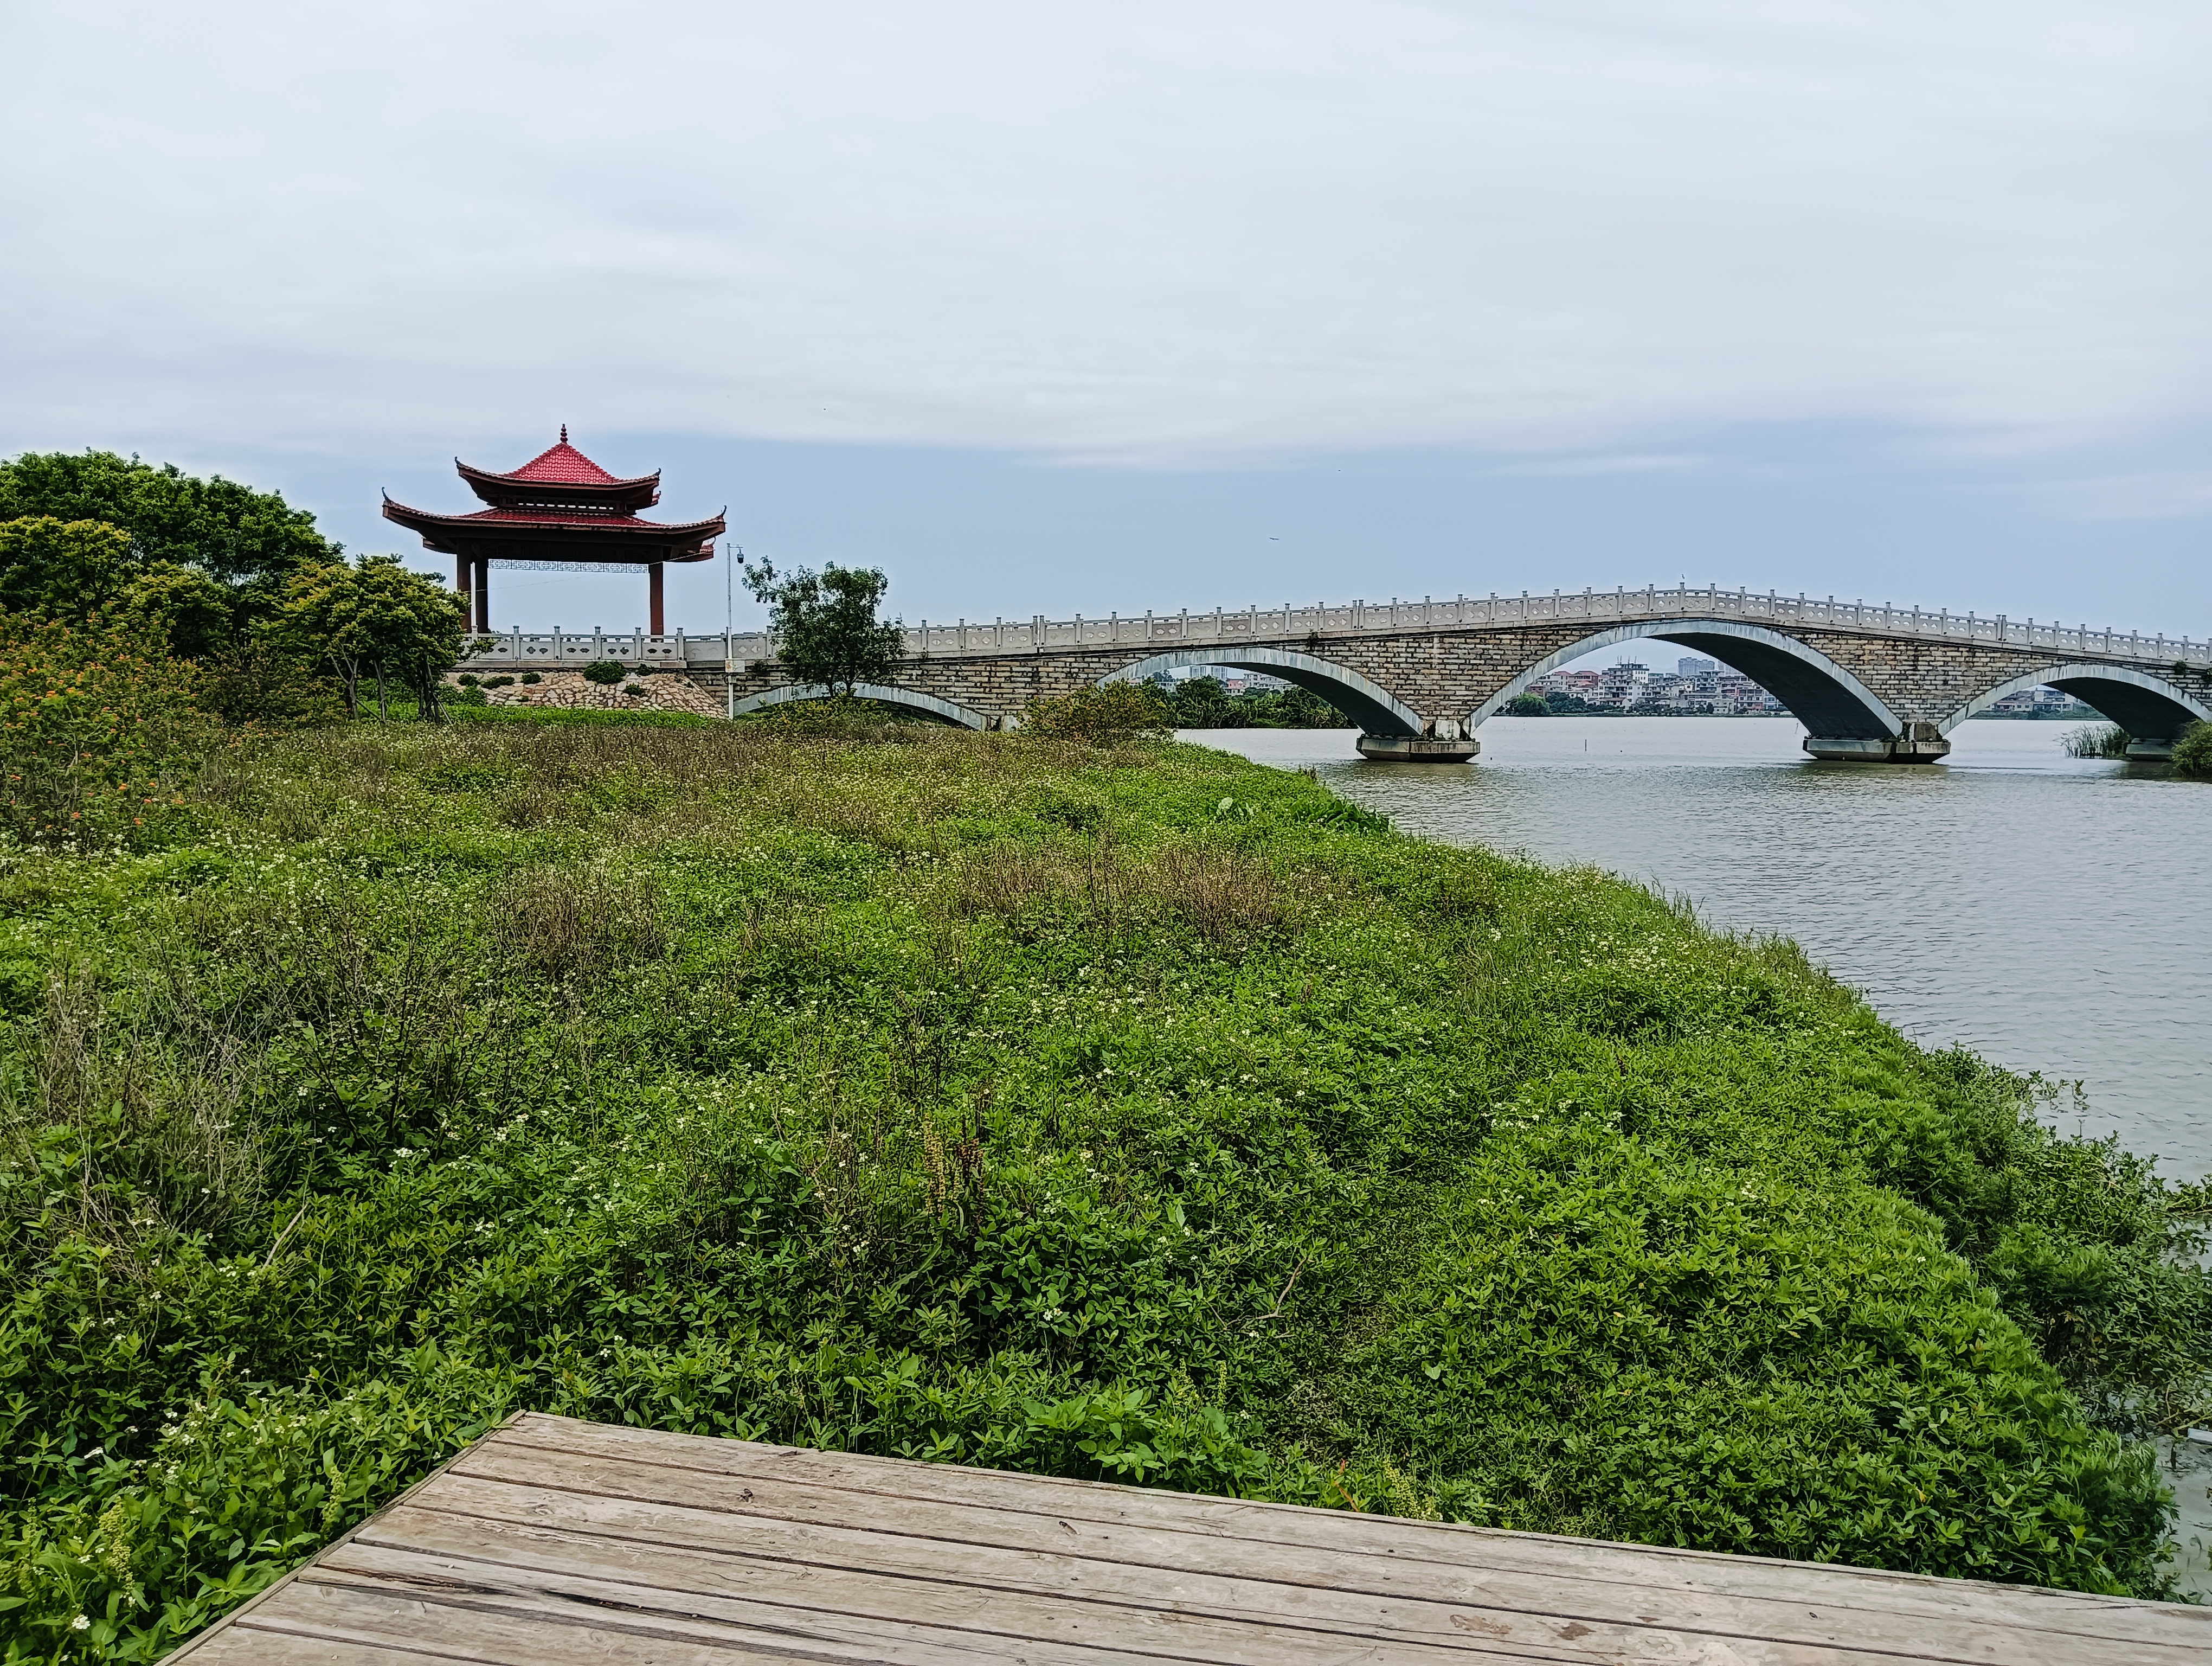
left=1190, top=717, right=2210, bottom=1183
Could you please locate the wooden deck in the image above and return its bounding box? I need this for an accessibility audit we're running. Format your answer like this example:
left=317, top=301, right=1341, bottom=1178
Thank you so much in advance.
left=173, top=1412, right=2204, bottom=1664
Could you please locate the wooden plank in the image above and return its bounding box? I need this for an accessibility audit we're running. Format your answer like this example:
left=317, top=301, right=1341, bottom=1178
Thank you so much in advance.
left=495, top=1415, right=2199, bottom=1643
left=321, top=1535, right=1599, bottom=1666
left=248, top=1561, right=1312, bottom=1666
left=371, top=1484, right=1933, bottom=1666
left=173, top=1635, right=463, bottom=1666
left=351, top=1502, right=1617, bottom=1666
left=447, top=1440, right=2201, bottom=1663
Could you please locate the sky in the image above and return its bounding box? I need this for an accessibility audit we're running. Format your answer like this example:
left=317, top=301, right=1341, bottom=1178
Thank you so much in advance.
left=3, top=1, right=2206, bottom=648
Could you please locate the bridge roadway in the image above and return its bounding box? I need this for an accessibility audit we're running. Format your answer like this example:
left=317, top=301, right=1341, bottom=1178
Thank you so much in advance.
left=464, top=584, right=2212, bottom=762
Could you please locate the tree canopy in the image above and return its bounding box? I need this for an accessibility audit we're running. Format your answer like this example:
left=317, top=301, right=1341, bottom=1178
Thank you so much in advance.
left=0, top=516, right=237, bottom=659
left=744, top=558, right=905, bottom=695
left=0, top=450, right=339, bottom=598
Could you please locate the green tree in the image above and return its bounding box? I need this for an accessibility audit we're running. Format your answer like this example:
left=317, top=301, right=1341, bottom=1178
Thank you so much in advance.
left=0, top=451, right=339, bottom=597
left=277, top=556, right=467, bottom=720
left=743, top=558, right=905, bottom=695
left=0, top=452, right=355, bottom=721
left=1506, top=691, right=1549, bottom=715
left=0, top=517, right=133, bottom=617
left=1, top=516, right=250, bottom=662
left=1166, top=675, right=1245, bottom=728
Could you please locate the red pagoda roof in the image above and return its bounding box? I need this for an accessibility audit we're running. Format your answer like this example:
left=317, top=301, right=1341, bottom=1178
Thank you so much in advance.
left=455, top=427, right=663, bottom=513
left=382, top=428, right=724, bottom=565
left=387, top=504, right=725, bottom=537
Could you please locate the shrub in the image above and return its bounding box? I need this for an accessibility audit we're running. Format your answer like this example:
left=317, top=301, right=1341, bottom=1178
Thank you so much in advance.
left=456, top=673, right=479, bottom=687
left=582, top=661, right=626, bottom=685
left=0, top=611, right=215, bottom=846
left=621, top=683, right=646, bottom=698
left=1020, top=682, right=1173, bottom=744
left=2172, top=721, right=2212, bottom=778
left=449, top=684, right=488, bottom=707
left=519, top=671, right=542, bottom=685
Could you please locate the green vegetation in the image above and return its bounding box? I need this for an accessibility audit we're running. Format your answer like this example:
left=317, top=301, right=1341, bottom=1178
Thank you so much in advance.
left=2172, top=722, right=2212, bottom=778
left=1506, top=691, right=1550, bottom=715
left=1155, top=674, right=1349, bottom=728
left=2063, top=722, right=2212, bottom=773
left=0, top=452, right=463, bottom=734
left=3, top=708, right=2208, bottom=1659
left=0, top=612, right=216, bottom=850
left=1021, top=683, right=1174, bottom=745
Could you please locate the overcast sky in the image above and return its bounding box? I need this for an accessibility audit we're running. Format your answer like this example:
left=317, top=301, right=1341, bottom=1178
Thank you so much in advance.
left=4, top=1, right=2206, bottom=637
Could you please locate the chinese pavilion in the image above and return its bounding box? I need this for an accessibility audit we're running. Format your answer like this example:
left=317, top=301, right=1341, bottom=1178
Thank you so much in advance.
left=382, top=429, right=725, bottom=635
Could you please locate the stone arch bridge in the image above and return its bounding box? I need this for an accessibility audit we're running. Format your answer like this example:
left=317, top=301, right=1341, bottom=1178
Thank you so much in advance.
left=468, top=585, right=2211, bottom=763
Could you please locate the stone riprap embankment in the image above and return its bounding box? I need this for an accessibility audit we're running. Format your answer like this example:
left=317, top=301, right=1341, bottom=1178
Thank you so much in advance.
left=458, top=671, right=726, bottom=717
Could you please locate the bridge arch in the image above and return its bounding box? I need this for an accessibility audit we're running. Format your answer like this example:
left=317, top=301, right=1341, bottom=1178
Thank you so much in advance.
left=1476, top=618, right=1905, bottom=742
left=730, top=682, right=992, bottom=731
left=1100, top=646, right=1423, bottom=737
left=1943, top=663, right=2209, bottom=747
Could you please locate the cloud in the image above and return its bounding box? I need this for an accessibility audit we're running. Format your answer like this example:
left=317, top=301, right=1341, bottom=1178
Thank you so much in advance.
left=2043, top=470, right=2212, bottom=521
left=2, top=1, right=2207, bottom=465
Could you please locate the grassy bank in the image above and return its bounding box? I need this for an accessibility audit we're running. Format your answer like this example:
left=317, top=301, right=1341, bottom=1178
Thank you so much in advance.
left=3, top=717, right=2207, bottom=1656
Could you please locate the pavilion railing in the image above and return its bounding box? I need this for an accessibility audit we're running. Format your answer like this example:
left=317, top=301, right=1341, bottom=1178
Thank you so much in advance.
left=459, top=585, right=2209, bottom=671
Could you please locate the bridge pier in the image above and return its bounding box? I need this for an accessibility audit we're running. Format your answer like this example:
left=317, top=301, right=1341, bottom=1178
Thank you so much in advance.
left=1356, top=734, right=1480, bottom=762
left=1803, top=723, right=1950, bottom=764
left=1355, top=715, right=1478, bottom=762
left=2124, top=736, right=2175, bottom=761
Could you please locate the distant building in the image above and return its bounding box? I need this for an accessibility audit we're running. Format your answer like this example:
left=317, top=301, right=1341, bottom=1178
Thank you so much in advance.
left=1530, top=661, right=1779, bottom=714
left=1716, top=673, right=1786, bottom=715
left=1594, top=662, right=1650, bottom=707
left=1985, top=686, right=2096, bottom=717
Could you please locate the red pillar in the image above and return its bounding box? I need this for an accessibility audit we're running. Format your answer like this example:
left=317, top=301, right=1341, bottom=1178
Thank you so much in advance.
left=455, top=554, right=470, bottom=605
left=472, top=558, right=491, bottom=635
left=648, top=562, right=665, bottom=637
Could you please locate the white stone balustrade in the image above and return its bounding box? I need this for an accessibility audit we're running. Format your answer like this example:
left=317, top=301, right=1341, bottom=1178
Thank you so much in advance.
left=459, top=584, right=2208, bottom=671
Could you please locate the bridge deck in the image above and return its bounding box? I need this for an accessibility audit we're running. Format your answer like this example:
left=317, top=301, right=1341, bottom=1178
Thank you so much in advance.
left=174, top=1412, right=2201, bottom=1665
